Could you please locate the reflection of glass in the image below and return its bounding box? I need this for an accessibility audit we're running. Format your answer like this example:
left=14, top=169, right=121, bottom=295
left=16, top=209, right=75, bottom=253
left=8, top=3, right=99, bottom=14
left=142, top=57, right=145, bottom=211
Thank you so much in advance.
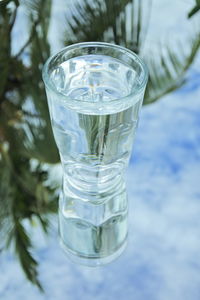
left=42, top=42, right=148, bottom=266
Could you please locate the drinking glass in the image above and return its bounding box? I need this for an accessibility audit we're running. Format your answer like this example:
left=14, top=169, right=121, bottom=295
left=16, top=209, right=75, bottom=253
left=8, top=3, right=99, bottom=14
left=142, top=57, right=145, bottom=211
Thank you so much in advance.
left=42, top=42, right=148, bottom=266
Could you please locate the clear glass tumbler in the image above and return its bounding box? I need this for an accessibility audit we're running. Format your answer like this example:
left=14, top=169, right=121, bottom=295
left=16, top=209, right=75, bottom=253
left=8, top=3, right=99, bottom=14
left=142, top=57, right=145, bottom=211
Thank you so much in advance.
left=42, top=42, right=148, bottom=266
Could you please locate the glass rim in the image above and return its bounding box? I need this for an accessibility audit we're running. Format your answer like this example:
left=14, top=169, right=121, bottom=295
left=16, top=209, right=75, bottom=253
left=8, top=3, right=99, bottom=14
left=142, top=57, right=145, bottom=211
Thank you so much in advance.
left=42, top=42, right=148, bottom=108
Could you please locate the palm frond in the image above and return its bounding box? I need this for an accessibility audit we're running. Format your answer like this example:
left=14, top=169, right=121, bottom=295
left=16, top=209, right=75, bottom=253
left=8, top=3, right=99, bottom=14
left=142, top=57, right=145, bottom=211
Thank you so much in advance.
left=0, top=142, right=57, bottom=290
left=144, top=32, right=200, bottom=105
left=63, top=0, right=151, bottom=53
left=0, top=148, right=42, bottom=289
left=12, top=218, right=43, bottom=291
left=21, top=0, right=44, bottom=12
left=0, top=149, right=13, bottom=250
left=62, top=1, right=131, bottom=44
left=107, top=0, right=152, bottom=52
left=0, top=4, right=12, bottom=100
left=0, top=0, right=56, bottom=292
left=128, top=0, right=152, bottom=52
left=188, top=0, right=200, bottom=18
left=15, top=0, right=59, bottom=164
left=15, top=0, right=51, bottom=60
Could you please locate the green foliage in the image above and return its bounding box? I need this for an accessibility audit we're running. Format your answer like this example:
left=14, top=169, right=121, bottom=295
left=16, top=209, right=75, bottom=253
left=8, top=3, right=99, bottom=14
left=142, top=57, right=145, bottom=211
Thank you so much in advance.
left=9, top=218, right=44, bottom=291
left=188, top=0, right=200, bottom=18
left=0, top=143, right=57, bottom=290
left=64, top=0, right=200, bottom=104
left=0, top=0, right=58, bottom=290
left=65, top=0, right=132, bottom=43
left=64, top=0, right=152, bottom=53
left=0, top=0, right=200, bottom=292
left=144, top=32, right=200, bottom=104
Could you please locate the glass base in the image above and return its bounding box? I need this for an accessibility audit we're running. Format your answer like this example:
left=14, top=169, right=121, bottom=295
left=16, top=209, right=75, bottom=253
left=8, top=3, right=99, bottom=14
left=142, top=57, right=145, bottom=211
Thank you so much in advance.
left=59, top=237, right=127, bottom=267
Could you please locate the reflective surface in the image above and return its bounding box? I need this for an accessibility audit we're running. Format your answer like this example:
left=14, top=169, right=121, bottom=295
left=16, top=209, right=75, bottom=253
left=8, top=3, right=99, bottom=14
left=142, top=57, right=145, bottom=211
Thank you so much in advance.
left=1, top=70, right=200, bottom=299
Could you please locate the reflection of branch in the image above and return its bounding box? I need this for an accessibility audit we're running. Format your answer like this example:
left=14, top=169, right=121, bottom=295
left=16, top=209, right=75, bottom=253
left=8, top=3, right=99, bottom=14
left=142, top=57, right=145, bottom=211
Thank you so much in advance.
left=144, top=34, right=200, bottom=105
left=141, top=0, right=152, bottom=50
left=10, top=103, right=40, bottom=118
left=188, top=4, right=200, bottom=18
left=14, top=20, right=39, bottom=59
left=144, top=81, right=184, bottom=105
left=9, top=5, right=18, bottom=33
left=22, top=109, right=39, bottom=118
left=2, top=148, right=36, bottom=198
